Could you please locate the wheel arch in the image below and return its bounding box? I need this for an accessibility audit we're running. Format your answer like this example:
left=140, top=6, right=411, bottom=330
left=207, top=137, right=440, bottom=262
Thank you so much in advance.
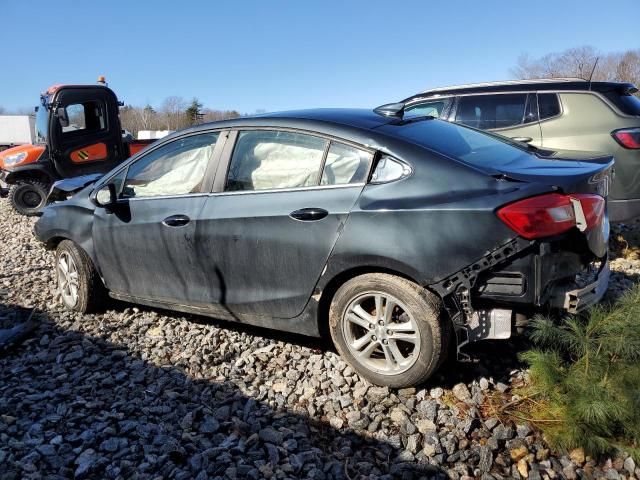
left=316, top=264, right=424, bottom=340
left=5, top=164, right=55, bottom=186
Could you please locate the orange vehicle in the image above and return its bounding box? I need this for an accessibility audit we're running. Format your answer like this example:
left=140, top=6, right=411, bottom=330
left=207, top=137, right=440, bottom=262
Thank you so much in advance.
left=0, top=78, right=153, bottom=215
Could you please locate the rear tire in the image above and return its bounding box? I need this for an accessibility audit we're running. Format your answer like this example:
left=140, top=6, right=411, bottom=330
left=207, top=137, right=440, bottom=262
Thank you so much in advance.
left=55, top=240, right=107, bottom=313
left=329, top=273, right=447, bottom=388
left=8, top=180, right=49, bottom=216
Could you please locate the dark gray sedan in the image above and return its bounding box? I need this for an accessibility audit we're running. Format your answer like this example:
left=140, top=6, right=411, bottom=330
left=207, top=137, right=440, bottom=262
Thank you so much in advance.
left=35, top=109, right=612, bottom=387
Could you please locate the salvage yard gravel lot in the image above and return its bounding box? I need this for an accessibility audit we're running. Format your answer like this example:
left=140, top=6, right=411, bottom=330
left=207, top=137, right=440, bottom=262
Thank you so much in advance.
left=1, top=197, right=639, bottom=480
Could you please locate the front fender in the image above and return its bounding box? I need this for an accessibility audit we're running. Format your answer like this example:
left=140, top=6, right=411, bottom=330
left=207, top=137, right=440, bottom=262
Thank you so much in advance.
left=35, top=200, right=98, bottom=270
left=3, top=162, right=55, bottom=185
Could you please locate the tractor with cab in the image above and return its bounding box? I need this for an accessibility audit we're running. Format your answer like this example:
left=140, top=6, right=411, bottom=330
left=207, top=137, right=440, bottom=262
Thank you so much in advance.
left=0, top=78, right=153, bottom=215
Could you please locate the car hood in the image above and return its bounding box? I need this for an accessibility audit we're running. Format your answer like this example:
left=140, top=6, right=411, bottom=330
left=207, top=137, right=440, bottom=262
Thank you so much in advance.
left=47, top=173, right=103, bottom=203
left=51, top=173, right=103, bottom=193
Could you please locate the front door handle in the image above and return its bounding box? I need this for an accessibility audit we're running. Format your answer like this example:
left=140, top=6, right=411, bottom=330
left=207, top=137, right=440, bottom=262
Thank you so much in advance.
left=289, top=208, right=329, bottom=222
left=162, top=214, right=190, bottom=227
left=511, top=136, right=533, bottom=143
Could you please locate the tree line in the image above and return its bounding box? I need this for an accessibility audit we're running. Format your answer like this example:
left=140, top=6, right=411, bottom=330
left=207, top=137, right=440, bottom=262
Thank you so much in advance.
left=119, top=97, right=244, bottom=136
left=512, top=46, right=640, bottom=92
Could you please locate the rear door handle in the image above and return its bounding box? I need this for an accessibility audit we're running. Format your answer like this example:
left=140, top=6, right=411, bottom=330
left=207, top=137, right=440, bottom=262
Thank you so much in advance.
left=289, top=208, right=329, bottom=222
left=162, top=214, right=190, bottom=227
left=511, top=136, right=533, bottom=143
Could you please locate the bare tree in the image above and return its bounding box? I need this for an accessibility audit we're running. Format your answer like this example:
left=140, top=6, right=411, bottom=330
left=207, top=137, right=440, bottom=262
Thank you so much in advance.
left=159, top=96, right=187, bottom=131
left=137, top=104, right=157, bottom=131
left=0, top=106, right=5, bottom=115
left=512, top=46, right=640, bottom=90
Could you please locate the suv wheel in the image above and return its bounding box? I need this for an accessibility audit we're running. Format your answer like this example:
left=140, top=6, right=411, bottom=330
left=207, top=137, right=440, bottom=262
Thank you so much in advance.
left=56, top=240, right=107, bottom=313
left=329, top=273, right=447, bottom=388
left=8, top=180, right=49, bottom=216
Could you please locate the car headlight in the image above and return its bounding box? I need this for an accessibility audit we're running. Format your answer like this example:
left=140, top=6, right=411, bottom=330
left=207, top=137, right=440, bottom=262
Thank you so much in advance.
left=3, top=152, right=28, bottom=166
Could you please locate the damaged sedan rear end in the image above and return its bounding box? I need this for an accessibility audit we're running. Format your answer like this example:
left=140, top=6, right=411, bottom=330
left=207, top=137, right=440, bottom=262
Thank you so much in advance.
left=34, top=109, right=613, bottom=387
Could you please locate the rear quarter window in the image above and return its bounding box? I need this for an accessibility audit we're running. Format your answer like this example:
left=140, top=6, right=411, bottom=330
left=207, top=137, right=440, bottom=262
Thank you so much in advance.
left=603, top=91, right=640, bottom=116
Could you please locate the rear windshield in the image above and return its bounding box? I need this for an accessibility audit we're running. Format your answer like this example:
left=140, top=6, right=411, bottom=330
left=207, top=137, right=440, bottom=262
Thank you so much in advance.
left=603, top=91, right=640, bottom=116
left=381, top=119, right=531, bottom=169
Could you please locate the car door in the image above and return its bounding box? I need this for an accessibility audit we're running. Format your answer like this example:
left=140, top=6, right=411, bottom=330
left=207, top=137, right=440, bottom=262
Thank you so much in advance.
left=453, top=93, right=542, bottom=145
left=92, top=131, right=224, bottom=302
left=194, top=129, right=373, bottom=320
left=49, top=87, right=124, bottom=178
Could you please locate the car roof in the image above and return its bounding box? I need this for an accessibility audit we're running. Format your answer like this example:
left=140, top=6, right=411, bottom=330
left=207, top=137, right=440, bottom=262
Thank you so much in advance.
left=170, top=108, right=399, bottom=146
left=402, top=78, right=638, bottom=103
left=212, top=108, right=394, bottom=129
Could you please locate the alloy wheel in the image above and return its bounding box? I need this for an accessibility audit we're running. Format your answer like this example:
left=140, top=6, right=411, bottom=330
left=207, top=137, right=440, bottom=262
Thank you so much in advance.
left=58, top=252, right=79, bottom=307
left=342, top=292, right=420, bottom=375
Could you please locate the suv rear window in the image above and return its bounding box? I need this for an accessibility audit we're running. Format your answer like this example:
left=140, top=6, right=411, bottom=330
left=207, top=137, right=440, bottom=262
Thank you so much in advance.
left=603, top=91, right=640, bottom=116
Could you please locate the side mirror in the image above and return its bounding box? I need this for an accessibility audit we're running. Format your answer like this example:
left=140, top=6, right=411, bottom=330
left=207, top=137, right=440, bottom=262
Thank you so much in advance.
left=92, top=183, right=117, bottom=208
left=56, top=107, right=69, bottom=128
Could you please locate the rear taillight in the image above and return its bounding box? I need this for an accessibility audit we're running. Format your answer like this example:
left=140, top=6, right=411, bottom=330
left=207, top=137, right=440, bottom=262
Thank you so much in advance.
left=612, top=128, right=640, bottom=149
left=497, top=193, right=605, bottom=240
left=573, top=193, right=605, bottom=230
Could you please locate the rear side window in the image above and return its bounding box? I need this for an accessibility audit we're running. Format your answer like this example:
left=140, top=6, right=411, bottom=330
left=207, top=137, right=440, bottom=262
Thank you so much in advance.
left=226, top=131, right=327, bottom=191
left=538, top=93, right=561, bottom=120
left=321, top=143, right=372, bottom=185
left=455, top=94, right=528, bottom=130
left=603, top=91, right=640, bottom=116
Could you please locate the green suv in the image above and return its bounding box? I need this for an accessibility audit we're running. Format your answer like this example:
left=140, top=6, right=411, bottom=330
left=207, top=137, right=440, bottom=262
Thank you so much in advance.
left=399, top=78, right=640, bottom=222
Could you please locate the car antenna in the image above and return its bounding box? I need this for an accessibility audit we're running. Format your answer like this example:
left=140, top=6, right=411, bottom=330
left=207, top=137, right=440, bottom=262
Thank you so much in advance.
left=587, top=57, right=599, bottom=90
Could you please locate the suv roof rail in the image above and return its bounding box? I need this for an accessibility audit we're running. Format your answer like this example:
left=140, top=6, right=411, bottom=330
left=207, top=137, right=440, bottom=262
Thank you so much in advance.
left=417, top=77, right=587, bottom=95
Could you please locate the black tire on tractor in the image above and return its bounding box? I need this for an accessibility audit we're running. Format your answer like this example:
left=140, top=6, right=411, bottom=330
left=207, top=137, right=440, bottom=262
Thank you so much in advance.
left=329, top=273, right=450, bottom=388
left=8, top=179, right=50, bottom=216
left=55, top=240, right=108, bottom=313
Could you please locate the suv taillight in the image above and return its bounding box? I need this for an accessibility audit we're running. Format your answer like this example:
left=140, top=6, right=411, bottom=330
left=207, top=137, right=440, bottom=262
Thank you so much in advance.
left=497, top=193, right=605, bottom=239
left=612, top=128, right=640, bottom=149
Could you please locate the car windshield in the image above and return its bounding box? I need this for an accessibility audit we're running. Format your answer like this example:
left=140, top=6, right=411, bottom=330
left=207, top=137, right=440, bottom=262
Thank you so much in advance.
left=380, top=119, right=532, bottom=170
left=35, top=99, right=49, bottom=144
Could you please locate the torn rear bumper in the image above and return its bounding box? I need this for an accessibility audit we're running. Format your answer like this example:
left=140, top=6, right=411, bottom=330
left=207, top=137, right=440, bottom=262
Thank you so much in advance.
left=549, top=260, right=610, bottom=314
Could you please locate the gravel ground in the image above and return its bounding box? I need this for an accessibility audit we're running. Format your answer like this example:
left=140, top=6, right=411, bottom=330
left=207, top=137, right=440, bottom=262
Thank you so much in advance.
left=1, top=197, right=639, bottom=480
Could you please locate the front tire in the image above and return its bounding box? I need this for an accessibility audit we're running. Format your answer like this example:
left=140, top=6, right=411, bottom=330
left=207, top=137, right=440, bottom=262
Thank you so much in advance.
left=8, top=180, right=49, bottom=216
left=56, top=240, right=107, bottom=313
left=329, top=273, right=447, bottom=388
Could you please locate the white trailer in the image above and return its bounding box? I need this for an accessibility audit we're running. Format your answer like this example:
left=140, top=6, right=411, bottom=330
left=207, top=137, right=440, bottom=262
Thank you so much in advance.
left=138, top=130, right=171, bottom=140
left=0, top=116, right=35, bottom=150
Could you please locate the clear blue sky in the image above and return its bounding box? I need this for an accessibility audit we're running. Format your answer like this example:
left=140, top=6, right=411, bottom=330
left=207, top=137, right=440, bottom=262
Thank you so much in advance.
left=1, top=0, right=637, bottom=113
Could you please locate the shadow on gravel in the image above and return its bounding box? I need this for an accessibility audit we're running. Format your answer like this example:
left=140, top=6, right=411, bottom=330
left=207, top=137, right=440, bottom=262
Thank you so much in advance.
left=111, top=300, right=527, bottom=392
left=0, top=304, right=450, bottom=480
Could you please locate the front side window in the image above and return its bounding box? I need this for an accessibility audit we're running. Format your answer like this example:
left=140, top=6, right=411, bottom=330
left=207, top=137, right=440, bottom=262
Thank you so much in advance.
left=404, top=99, right=450, bottom=119
left=63, top=101, right=106, bottom=134
left=121, top=132, right=219, bottom=198
left=226, top=131, right=327, bottom=191
left=455, top=94, right=528, bottom=130
left=35, top=104, right=49, bottom=143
